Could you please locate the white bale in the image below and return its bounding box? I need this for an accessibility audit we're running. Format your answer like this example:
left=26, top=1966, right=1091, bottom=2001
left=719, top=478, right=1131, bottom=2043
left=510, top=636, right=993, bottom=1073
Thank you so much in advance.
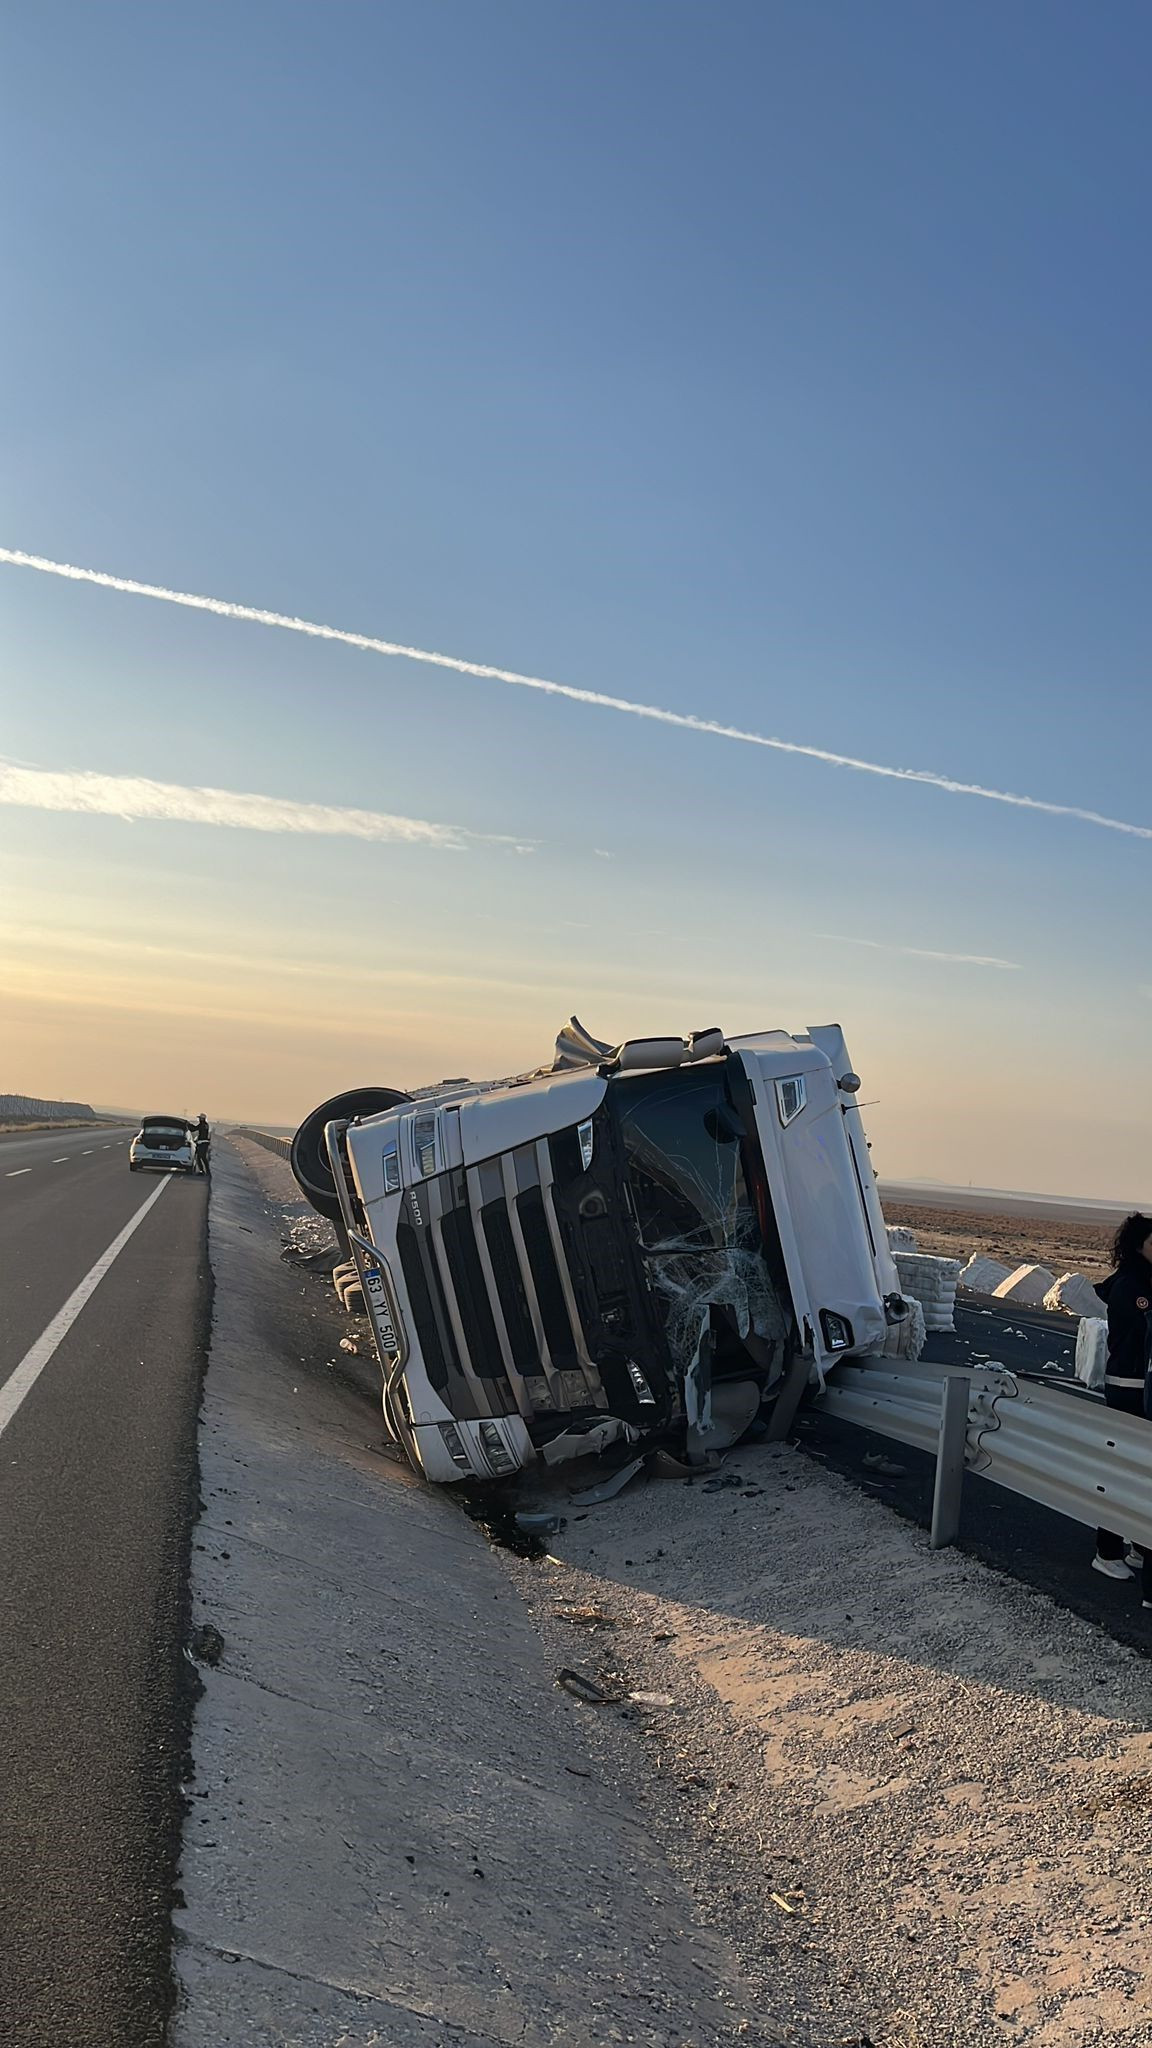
left=958, top=1254, right=1015, bottom=1296
left=886, top=1225, right=919, bottom=1253
left=880, top=1296, right=927, bottom=1360
left=1074, top=1317, right=1109, bottom=1390
left=992, top=1264, right=1058, bottom=1309
left=894, top=1252, right=962, bottom=1333
left=1043, top=1272, right=1106, bottom=1321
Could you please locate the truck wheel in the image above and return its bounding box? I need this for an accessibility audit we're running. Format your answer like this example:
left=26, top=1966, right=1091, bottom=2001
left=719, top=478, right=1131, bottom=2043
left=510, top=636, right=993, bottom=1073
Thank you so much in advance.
left=290, top=1086, right=413, bottom=1225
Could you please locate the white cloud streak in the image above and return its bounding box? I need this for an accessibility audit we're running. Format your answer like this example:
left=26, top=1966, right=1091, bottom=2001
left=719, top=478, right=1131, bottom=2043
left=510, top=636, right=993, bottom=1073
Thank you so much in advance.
left=820, top=932, right=1022, bottom=970
left=2, top=546, right=1150, bottom=844
left=0, top=760, right=485, bottom=848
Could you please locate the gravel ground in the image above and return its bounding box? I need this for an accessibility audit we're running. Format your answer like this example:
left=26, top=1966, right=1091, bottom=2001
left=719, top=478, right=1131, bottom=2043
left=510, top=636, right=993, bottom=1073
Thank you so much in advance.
left=230, top=1137, right=1152, bottom=2040
left=502, top=1445, right=1152, bottom=2048
left=226, top=1133, right=339, bottom=1261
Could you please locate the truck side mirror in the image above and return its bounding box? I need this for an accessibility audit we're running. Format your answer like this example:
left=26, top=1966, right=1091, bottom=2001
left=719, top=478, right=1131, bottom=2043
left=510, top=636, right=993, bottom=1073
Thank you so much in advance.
left=704, top=1105, right=742, bottom=1144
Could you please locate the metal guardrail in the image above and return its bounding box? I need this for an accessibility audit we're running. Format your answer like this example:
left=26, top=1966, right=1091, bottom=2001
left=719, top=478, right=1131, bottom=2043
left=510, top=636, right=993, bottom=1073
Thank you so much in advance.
left=821, top=1358, right=1152, bottom=1551
left=229, top=1126, right=292, bottom=1161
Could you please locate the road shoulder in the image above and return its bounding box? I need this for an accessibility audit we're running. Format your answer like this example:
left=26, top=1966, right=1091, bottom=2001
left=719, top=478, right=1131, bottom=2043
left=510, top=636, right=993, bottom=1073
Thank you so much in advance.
left=171, top=1142, right=770, bottom=2047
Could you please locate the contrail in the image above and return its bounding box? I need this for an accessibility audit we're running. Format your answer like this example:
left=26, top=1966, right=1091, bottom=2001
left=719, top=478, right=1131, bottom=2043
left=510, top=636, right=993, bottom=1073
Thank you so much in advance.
left=3, top=545, right=1148, bottom=843
left=820, top=933, right=1021, bottom=970
left=0, top=760, right=495, bottom=848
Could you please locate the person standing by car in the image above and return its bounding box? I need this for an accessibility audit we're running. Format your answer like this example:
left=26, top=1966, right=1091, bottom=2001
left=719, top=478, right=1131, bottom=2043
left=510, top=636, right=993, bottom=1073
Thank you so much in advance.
left=1092, top=1213, right=1152, bottom=1590
left=193, top=1112, right=211, bottom=1176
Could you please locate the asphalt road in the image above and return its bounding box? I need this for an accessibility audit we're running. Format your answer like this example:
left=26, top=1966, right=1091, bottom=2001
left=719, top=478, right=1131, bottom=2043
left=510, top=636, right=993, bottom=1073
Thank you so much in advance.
left=0, top=1124, right=210, bottom=2046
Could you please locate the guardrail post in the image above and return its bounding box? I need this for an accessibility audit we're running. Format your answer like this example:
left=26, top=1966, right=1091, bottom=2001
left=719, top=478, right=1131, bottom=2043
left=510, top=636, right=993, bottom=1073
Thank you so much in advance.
left=930, top=1374, right=970, bottom=1549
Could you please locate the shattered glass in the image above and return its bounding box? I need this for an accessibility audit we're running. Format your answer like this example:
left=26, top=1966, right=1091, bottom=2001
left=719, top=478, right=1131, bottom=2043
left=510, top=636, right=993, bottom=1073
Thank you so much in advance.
left=646, top=1220, right=790, bottom=1438
left=608, top=1064, right=790, bottom=1445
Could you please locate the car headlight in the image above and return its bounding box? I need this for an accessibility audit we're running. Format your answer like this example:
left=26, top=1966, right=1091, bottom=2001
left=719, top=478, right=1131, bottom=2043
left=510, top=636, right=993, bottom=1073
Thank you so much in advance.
left=820, top=1310, right=855, bottom=1352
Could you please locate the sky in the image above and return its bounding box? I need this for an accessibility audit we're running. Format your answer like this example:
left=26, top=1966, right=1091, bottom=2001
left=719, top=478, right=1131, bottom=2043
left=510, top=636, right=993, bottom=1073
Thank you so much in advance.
left=1, top=1, right=1150, bottom=1198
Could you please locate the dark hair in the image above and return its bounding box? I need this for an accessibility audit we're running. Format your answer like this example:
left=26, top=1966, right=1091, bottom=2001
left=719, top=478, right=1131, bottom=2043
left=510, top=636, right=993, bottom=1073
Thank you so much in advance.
left=1111, top=1213, right=1152, bottom=1269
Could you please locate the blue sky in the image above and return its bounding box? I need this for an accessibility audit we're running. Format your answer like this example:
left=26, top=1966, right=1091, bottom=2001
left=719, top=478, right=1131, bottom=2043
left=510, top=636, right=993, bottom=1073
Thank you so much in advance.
left=1, top=2, right=1149, bottom=1195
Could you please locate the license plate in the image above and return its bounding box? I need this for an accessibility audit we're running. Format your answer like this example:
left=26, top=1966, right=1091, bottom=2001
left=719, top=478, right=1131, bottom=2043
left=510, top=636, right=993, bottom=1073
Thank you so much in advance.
left=360, top=1263, right=398, bottom=1354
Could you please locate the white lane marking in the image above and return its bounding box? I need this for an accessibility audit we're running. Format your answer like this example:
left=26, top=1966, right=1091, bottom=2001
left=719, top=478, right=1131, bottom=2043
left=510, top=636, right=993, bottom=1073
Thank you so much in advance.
left=0, top=1177, right=171, bottom=1440
left=52, top=1157, right=68, bottom=1163
left=102, top=1145, right=111, bottom=1150
left=81, top=1149, right=94, bottom=1155
left=6, top=1169, right=31, bottom=1177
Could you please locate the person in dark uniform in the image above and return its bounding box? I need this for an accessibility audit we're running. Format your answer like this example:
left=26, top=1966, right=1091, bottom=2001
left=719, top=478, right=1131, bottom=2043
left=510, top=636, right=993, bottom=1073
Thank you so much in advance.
left=1092, top=1212, right=1152, bottom=1594
left=193, top=1112, right=211, bottom=1176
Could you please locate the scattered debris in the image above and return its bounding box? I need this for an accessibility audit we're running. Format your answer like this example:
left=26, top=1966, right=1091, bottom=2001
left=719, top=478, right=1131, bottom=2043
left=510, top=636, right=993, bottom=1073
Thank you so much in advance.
left=701, top=1470, right=745, bottom=1494
left=514, top=1510, right=568, bottom=1537
left=541, top=1418, right=639, bottom=1468
left=569, top=1455, right=648, bottom=1507
left=458, top=1495, right=548, bottom=1557
left=551, top=1605, right=619, bottom=1629
left=769, top=1892, right=798, bottom=1915
left=189, top=1623, right=224, bottom=1668
left=861, top=1452, right=906, bottom=1476
left=557, top=1668, right=622, bottom=1705
left=338, top=1336, right=359, bottom=1354
left=628, top=1691, right=676, bottom=1709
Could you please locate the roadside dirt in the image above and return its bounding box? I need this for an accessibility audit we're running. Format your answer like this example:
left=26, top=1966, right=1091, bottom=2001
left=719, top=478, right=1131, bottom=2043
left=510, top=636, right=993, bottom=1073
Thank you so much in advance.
left=505, top=1445, right=1152, bottom=2047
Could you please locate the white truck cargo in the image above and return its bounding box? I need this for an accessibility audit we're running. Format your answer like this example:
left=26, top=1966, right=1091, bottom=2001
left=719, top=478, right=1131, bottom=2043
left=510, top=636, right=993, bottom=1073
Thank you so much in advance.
left=290, top=1019, right=908, bottom=1486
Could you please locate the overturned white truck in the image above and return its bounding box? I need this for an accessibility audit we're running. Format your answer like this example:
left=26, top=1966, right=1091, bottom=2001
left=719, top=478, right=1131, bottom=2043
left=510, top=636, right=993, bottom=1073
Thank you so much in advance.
left=290, top=1020, right=908, bottom=1485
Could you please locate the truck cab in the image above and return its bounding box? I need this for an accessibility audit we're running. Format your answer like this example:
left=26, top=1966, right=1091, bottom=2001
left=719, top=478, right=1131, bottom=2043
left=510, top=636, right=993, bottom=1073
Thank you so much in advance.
left=302, top=1023, right=903, bottom=1485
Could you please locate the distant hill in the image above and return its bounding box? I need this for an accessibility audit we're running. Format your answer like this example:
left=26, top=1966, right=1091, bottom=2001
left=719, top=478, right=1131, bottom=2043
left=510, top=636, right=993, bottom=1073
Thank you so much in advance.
left=0, top=1093, right=96, bottom=1122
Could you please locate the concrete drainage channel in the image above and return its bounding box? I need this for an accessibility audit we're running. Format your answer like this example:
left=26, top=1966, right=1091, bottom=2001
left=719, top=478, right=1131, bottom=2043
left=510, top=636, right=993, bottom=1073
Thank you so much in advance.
left=170, top=1143, right=764, bottom=2048
left=171, top=1141, right=1152, bottom=2048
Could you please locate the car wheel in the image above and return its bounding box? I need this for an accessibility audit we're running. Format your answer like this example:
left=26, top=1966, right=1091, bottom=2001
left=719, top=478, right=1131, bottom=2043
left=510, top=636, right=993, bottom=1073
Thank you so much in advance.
left=290, top=1086, right=413, bottom=1224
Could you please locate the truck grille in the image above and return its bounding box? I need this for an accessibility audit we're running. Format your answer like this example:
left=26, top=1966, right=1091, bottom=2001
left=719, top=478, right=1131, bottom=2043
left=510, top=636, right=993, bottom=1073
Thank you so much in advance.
left=438, top=1183, right=506, bottom=1382
left=394, top=1162, right=591, bottom=1417
left=512, top=1186, right=582, bottom=1375
left=479, top=1201, right=540, bottom=1379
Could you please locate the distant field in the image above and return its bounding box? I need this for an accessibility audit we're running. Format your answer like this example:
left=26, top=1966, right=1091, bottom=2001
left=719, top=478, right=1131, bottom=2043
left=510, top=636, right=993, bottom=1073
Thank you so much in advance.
left=0, top=1117, right=128, bottom=1134
left=879, top=1183, right=1124, bottom=1277
left=879, top=1180, right=1144, bottom=1225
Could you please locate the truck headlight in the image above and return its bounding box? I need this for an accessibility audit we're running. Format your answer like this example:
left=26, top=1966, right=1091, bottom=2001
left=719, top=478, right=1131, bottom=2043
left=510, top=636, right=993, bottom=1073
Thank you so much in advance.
left=438, top=1422, right=472, bottom=1471
left=820, top=1310, right=855, bottom=1352
left=626, top=1359, right=656, bottom=1405
left=478, top=1421, right=518, bottom=1476
left=578, top=1118, right=595, bottom=1171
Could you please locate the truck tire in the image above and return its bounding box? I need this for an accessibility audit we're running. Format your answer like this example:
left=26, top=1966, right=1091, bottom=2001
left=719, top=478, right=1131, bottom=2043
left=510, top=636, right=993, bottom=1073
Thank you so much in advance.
left=290, top=1086, right=413, bottom=1225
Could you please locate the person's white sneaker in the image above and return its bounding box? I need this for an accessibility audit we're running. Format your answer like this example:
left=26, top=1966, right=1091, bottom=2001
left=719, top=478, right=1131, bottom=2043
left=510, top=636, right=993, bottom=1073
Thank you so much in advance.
left=1092, top=1554, right=1133, bottom=1581
left=1126, top=1547, right=1144, bottom=1567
